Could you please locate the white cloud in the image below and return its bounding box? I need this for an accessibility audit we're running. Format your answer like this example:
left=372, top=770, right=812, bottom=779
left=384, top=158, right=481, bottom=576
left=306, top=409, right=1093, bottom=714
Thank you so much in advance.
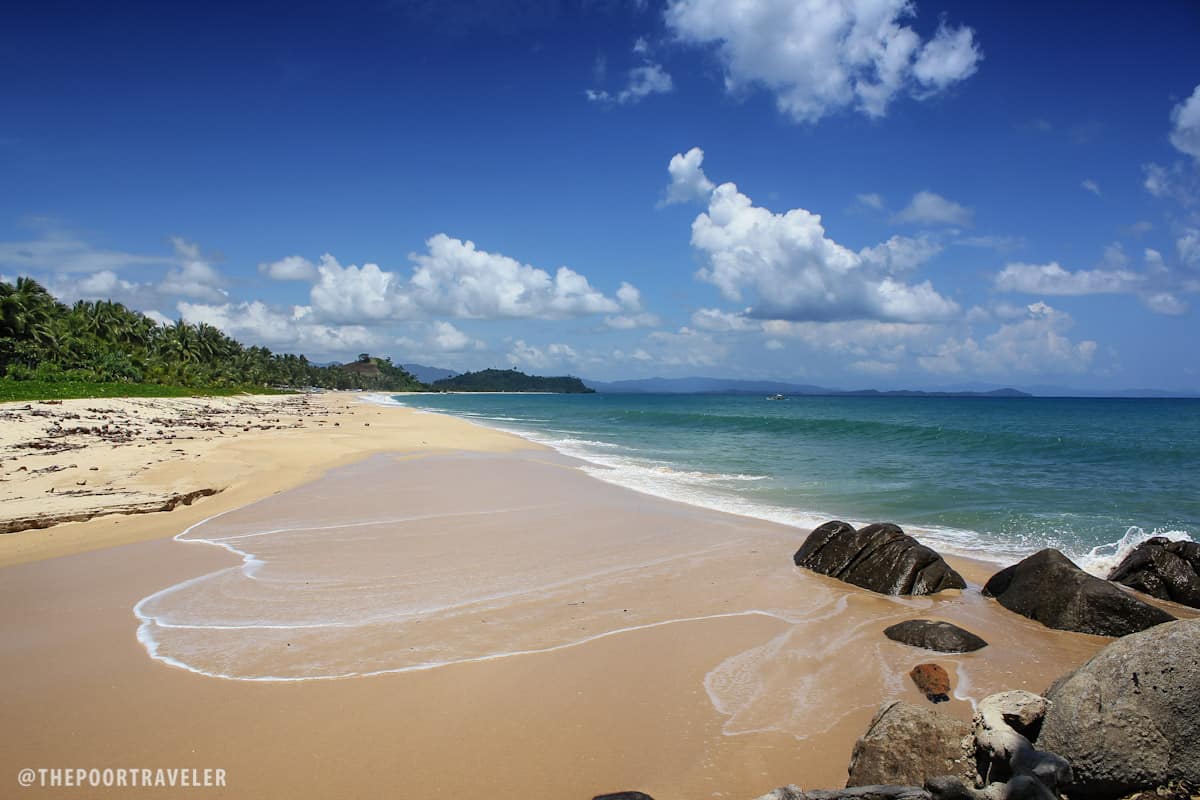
left=918, top=302, right=1097, bottom=376
left=690, top=307, right=756, bottom=331
left=642, top=326, right=727, bottom=366
left=588, top=62, right=673, bottom=105
left=689, top=180, right=960, bottom=323
left=856, top=193, right=884, bottom=210
left=259, top=255, right=319, bottom=281
left=858, top=235, right=942, bottom=272
left=761, top=319, right=935, bottom=361
left=408, top=234, right=620, bottom=319
left=0, top=226, right=173, bottom=274
left=605, top=282, right=661, bottom=329
left=506, top=340, right=580, bottom=371
left=177, top=300, right=384, bottom=358
left=665, top=0, right=981, bottom=123
left=662, top=147, right=716, bottom=206
left=1178, top=229, right=1200, bottom=268
left=158, top=238, right=227, bottom=302
left=851, top=359, right=899, bottom=375
left=1169, top=83, right=1200, bottom=163
left=302, top=235, right=626, bottom=324
left=1141, top=292, right=1188, bottom=316
left=892, top=191, right=973, bottom=227
left=397, top=321, right=486, bottom=355
left=1081, top=179, right=1101, bottom=197
left=911, top=23, right=982, bottom=91
left=994, top=261, right=1143, bottom=295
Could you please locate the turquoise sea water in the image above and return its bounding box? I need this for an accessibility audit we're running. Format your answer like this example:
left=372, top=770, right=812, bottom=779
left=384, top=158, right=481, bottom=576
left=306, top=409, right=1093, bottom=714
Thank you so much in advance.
left=385, top=393, right=1199, bottom=571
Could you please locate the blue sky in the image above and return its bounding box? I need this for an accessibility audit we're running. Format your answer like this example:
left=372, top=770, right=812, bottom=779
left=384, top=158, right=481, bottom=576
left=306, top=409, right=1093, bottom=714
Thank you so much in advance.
left=3, top=0, right=1199, bottom=390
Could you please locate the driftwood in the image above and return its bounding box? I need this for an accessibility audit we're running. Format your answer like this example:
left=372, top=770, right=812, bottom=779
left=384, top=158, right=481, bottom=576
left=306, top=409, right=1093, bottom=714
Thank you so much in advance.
left=0, top=487, right=222, bottom=534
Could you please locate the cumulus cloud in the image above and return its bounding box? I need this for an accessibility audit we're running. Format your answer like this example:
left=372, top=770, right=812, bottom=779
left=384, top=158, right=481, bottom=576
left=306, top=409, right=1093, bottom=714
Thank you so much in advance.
left=662, top=147, right=716, bottom=206
left=297, top=235, right=627, bottom=324
left=994, top=247, right=1194, bottom=315
left=158, top=238, right=227, bottom=302
left=688, top=180, right=960, bottom=323
left=1081, top=179, right=1101, bottom=197
left=259, top=255, right=319, bottom=281
left=665, top=0, right=981, bottom=123
left=690, top=307, right=756, bottom=331
left=994, top=261, right=1143, bottom=295
left=396, top=321, right=485, bottom=354
left=892, top=191, right=973, bottom=227
left=918, top=302, right=1097, bottom=376
left=1169, top=83, right=1200, bottom=163
left=604, top=282, right=661, bottom=329
left=858, top=235, right=942, bottom=272
left=177, top=300, right=384, bottom=358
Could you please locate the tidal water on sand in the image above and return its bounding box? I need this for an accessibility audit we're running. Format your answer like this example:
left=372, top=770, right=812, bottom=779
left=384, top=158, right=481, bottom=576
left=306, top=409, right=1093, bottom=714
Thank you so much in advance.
left=385, top=393, right=1200, bottom=572
left=136, top=447, right=1107, bottom=743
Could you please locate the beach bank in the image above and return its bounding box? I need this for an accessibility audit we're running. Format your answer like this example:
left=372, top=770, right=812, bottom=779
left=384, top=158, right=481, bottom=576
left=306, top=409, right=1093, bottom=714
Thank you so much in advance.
left=0, top=394, right=1132, bottom=799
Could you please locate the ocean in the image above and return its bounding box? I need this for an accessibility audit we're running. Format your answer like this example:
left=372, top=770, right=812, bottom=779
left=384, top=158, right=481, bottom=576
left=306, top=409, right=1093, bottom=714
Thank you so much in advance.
left=385, top=393, right=1200, bottom=572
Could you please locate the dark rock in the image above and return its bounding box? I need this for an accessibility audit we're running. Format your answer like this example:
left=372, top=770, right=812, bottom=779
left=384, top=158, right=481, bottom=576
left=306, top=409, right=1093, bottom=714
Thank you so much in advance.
left=757, top=788, right=931, bottom=800
left=1107, top=537, right=1200, bottom=608
left=847, top=701, right=974, bottom=788
left=884, top=620, right=988, bottom=653
left=924, top=776, right=981, bottom=800
left=909, top=664, right=951, bottom=704
left=1039, top=618, right=1200, bottom=799
left=794, top=521, right=967, bottom=596
left=982, top=549, right=1175, bottom=636
left=593, top=794, right=655, bottom=800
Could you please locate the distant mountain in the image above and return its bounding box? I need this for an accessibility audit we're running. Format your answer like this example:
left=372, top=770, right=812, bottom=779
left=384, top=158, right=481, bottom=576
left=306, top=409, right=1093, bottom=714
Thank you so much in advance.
left=584, top=377, right=830, bottom=394
left=402, top=363, right=459, bottom=384
left=432, top=368, right=594, bottom=393
left=583, top=376, right=1031, bottom=398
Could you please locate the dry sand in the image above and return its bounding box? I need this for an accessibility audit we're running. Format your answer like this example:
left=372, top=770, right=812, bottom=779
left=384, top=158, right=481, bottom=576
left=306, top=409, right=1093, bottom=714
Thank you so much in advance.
left=0, top=393, right=1160, bottom=799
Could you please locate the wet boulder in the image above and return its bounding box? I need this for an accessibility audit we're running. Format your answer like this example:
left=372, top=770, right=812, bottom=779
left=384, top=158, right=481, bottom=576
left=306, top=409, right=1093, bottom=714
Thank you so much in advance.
left=1107, top=537, right=1200, bottom=608
left=982, top=549, right=1174, bottom=637
left=884, top=620, right=988, bottom=653
left=794, top=521, right=967, bottom=596
left=1039, top=618, right=1200, bottom=799
left=909, top=664, right=952, bottom=704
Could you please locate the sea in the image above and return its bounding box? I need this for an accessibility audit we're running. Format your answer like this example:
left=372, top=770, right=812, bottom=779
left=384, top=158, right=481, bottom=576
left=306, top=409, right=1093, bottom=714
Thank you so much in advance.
left=382, top=392, right=1200, bottom=574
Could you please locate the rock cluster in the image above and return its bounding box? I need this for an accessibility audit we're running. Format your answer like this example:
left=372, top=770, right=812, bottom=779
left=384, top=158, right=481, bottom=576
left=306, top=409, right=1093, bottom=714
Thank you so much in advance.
left=1107, top=537, right=1200, bottom=608
left=794, top=521, right=967, bottom=596
left=981, top=549, right=1174, bottom=636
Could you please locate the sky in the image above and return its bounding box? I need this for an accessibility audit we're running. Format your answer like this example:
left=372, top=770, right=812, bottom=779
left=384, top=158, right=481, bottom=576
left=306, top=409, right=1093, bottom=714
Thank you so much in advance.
left=2, top=0, right=1199, bottom=391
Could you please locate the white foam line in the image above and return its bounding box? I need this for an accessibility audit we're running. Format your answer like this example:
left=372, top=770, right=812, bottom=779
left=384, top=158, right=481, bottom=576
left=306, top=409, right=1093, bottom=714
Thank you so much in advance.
left=139, top=537, right=749, bottom=632
left=139, top=608, right=798, bottom=682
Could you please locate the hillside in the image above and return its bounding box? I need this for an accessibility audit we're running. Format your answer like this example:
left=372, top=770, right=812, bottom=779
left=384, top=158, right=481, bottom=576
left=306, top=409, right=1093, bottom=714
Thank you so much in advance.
left=0, top=278, right=424, bottom=396
left=431, top=368, right=594, bottom=393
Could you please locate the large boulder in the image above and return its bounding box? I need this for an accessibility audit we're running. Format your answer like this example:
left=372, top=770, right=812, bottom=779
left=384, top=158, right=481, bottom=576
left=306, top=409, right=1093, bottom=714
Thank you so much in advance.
left=884, top=620, right=988, bottom=653
left=1107, top=537, right=1200, bottom=608
left=846, top=701, right=974, bottom=788
left=982, top=549, right=1175, bottom=636
left=794, top=522, right=967, bottom=596
left=1038, top=618, right=1200, bottom=799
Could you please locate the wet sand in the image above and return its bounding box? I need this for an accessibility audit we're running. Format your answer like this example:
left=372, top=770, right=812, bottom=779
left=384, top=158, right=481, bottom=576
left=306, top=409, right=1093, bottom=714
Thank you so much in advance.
left=0, top=401, right=1128, bottom=799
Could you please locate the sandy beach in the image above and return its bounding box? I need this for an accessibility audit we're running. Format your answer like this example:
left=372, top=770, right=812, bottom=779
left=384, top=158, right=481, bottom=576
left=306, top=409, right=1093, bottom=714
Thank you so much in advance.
left=0, top=393, right=1181, bottom=799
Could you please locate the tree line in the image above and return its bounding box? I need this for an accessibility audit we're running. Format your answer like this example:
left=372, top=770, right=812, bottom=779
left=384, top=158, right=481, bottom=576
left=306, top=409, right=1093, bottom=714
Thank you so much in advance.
left=0, top=277, right=424, bottom=392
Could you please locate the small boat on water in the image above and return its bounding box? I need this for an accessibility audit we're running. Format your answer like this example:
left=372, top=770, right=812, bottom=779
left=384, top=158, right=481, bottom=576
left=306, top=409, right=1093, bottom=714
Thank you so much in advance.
left=766, top=393, right=786, bottom=400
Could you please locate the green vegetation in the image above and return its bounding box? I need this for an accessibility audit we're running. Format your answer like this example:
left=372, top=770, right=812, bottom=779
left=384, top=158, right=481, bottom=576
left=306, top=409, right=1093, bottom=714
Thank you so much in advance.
left=431, top=368, right=594, bottom=393
left=0, top=278, right=424, bottom=397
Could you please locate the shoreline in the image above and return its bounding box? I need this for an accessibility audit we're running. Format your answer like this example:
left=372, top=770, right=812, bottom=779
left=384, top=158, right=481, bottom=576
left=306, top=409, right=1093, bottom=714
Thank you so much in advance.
left=0, top=392, right=1185, bottom=799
